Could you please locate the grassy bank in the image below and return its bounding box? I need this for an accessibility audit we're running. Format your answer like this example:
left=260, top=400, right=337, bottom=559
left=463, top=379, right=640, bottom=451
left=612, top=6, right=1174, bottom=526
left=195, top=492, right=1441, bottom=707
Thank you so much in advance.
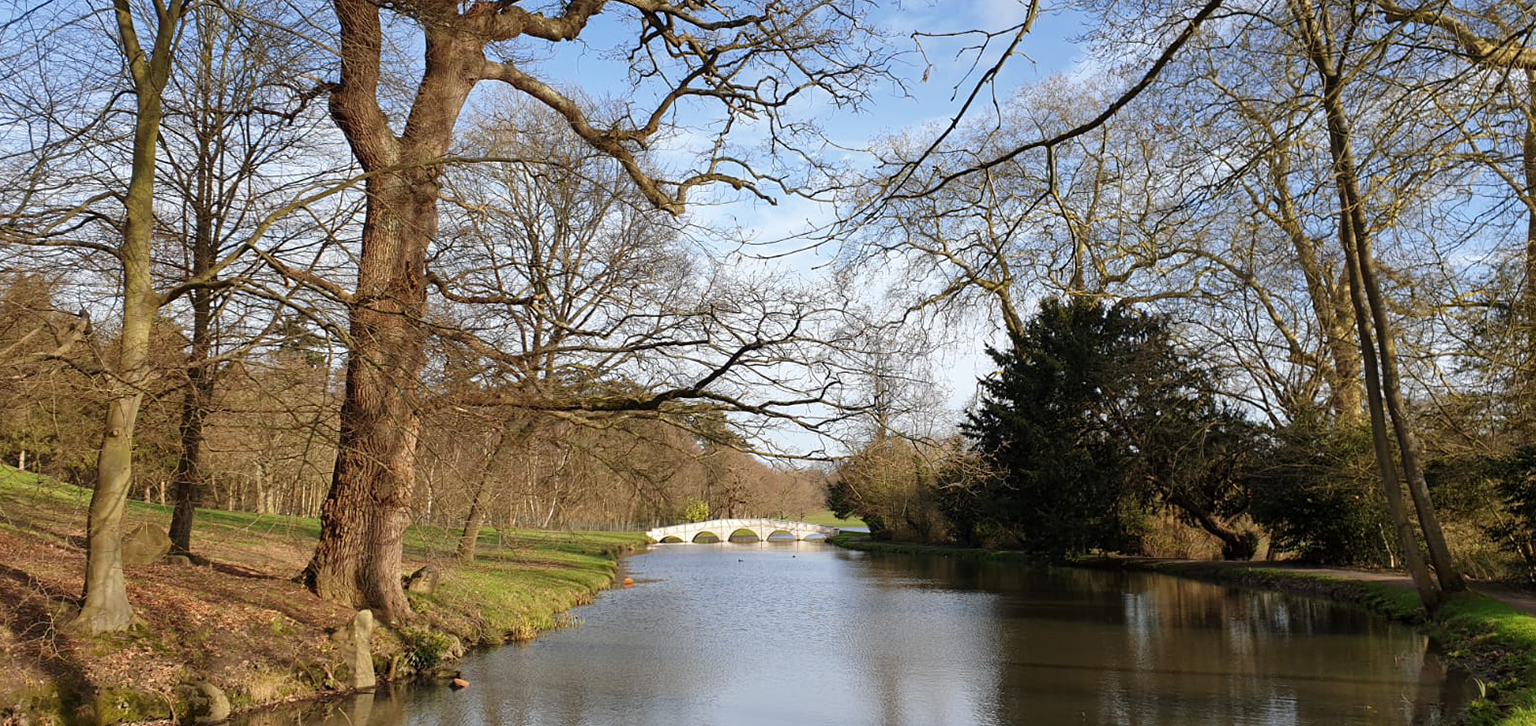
left=830, top=534, right=1536, bottom=725
left=0, top=465, right=646, bottom=725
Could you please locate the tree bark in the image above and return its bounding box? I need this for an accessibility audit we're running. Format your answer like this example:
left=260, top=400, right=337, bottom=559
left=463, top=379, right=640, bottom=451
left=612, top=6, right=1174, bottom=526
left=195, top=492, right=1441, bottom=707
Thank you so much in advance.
left=302, top=177, right=436, bottom=621
left=1337, top=203, right=1442, bottom=610
left=1316, top=61, right=1467, bottom=597
left=1348, top=205, right=1468, bottom=594
left=74, top=0, right=187, bottom=634
left=1292, top=0, right=1444, bottom=610
left=303, top=3, right=486, bottom=622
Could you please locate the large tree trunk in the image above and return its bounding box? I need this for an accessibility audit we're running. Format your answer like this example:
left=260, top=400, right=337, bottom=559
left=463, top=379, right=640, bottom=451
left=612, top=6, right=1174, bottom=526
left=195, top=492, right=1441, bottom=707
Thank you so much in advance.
left=302, top=177, right=435, bottom=621
left=77, top=354, right=150, bottom=633
left=1349, top=213, right=1468, bottom=594
left=302, top=2, right=482, bottom=622
left=74, top=1, right=186, bottom=634
left=1318, top=67, right=1467, bottom=597
left=1338, top=209, right=1442, bottom=610
left=1293, top=0, right=1443, bottom=610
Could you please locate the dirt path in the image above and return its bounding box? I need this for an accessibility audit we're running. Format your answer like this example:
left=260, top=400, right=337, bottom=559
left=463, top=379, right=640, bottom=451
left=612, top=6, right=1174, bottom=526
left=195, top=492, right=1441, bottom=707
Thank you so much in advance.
left=1153, top=559, right=1536, bottom=616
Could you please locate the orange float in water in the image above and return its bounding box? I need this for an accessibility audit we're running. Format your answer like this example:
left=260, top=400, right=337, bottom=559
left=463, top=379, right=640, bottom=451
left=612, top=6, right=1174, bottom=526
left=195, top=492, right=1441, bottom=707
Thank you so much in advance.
left=622, top=577, right=635, bottom=587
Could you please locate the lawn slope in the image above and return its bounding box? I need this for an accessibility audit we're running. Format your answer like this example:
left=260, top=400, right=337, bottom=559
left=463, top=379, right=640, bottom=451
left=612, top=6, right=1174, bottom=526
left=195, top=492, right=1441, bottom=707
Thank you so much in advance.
left=0, top=465, right=645, bottom=725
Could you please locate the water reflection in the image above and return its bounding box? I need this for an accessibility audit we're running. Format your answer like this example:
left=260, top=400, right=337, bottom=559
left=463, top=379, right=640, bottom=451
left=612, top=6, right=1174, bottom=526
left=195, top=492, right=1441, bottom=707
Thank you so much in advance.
left=236, top=543, right=1471, bottom=726
left=238, top=689, right=406, bottom=726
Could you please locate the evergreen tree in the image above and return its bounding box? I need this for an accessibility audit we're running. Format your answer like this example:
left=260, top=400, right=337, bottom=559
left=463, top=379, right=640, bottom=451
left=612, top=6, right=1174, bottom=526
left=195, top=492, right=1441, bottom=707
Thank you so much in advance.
left=962, top=298, right=1153, bottom=560
left=963, top=298, right=1261, bottom=560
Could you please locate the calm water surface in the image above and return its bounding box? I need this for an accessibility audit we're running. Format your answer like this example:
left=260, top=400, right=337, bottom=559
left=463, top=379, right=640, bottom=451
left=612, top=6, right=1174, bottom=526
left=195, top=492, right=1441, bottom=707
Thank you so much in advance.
left=243, top=542, right=1473, bottom=726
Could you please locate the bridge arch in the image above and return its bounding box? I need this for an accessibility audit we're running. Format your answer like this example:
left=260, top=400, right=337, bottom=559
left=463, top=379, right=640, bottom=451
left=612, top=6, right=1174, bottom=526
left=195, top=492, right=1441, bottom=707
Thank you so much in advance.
left=647, top=518, right=841, bottom=545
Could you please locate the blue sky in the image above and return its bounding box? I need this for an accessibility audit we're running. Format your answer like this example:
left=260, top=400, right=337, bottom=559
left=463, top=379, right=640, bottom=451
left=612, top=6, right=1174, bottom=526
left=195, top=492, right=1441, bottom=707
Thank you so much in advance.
left=490, top=0, right=1094, bottom=454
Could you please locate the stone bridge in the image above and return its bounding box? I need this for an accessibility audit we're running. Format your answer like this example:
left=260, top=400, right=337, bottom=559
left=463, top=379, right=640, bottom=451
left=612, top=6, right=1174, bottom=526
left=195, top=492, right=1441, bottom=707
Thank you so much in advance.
left=646, top=518, right=840, bottom=544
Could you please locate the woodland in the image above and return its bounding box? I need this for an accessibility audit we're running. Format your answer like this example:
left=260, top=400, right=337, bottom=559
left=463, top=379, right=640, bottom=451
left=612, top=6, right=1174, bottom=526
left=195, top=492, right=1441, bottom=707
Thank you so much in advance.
left=0, top=0, right=1534, bottom=646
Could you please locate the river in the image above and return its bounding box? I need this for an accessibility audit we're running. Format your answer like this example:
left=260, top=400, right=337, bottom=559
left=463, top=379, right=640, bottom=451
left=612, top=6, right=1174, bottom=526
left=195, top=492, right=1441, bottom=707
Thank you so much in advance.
left=239, top=541, right=1474, bottom=726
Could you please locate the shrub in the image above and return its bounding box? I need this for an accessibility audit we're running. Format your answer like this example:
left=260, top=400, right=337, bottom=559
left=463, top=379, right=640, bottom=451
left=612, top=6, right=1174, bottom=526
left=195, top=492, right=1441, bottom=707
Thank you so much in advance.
left=828, top=438, right=962, bottom=542
left=400, top=628, right=456, bottom=674
left=1248, top=418, right=1395, bottom=566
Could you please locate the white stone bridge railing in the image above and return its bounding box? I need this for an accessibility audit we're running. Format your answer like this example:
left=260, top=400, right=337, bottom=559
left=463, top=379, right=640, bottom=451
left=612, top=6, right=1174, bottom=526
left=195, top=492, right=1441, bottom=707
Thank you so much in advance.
left=646, top=518, right=840, bottom=544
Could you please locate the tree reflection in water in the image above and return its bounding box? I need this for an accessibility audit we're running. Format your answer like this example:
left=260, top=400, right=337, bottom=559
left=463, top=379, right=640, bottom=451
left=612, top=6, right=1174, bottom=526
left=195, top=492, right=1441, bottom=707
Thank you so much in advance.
left=230, top=546, right=1474, bottom=726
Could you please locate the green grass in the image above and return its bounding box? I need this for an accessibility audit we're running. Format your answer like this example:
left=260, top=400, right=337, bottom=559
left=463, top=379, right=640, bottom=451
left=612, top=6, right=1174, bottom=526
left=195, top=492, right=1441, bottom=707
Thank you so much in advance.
left=1439, top=593, right=1536, bottom=725
left=0, top=464, right=324, bottom=547
left=802, top=510, right=866, bottom=528
left=0, top=464, right=640, bottom=569
left=0, top=463, right=650, bottom=721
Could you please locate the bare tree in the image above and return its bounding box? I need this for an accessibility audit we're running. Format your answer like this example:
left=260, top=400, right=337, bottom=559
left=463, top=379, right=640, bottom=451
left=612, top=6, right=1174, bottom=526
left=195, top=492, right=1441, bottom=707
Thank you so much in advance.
left=304, top=0, right=892, bottom=620
left=55, top=0, right=195, bottom=633
left=159, top=0, right=337, bottom=556
left=1286, top=0, right=1465, bottom=602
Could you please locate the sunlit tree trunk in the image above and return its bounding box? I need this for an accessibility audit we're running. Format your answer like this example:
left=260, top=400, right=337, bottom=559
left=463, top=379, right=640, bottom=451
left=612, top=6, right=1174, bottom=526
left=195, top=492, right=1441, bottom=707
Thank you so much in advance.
left=456, top=423, right=514, bottom=563
left=303, top=174, right=439, bottom=619
left=74, top=0, right=188, bottom=634
left=1293, top=0, right=1459, bottom=606
left=301, top=3, right=485, bottom=621
left=1319, top=65, right=1466, bottom=598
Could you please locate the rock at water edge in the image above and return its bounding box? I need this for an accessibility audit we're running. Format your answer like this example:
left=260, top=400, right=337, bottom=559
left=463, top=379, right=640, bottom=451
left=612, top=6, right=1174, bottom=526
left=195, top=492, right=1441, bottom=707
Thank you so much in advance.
left=333, top=610, right=376, bottom=691
left=180, top=680, right=231, bottom=724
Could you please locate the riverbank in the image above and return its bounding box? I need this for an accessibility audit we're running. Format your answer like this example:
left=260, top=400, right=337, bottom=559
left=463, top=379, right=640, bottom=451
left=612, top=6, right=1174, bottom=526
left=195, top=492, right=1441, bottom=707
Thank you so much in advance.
left=829, top=533, right=1536, bottom=726
left=0, top=465, right=646, bottom=725
left=827, top=532, right=1033, bottom=561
